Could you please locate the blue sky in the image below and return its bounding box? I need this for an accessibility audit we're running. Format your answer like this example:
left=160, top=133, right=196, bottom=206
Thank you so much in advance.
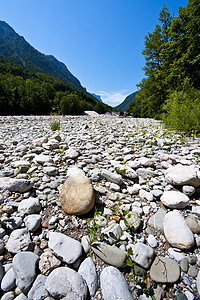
left=0, top=0, right=188, bottom=106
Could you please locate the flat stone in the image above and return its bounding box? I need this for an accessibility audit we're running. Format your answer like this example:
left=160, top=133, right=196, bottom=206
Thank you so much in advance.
left=39, top=251, right=61, bottom=275
left=186, top=216, right=200, bottom=233
left=100, top=266, right=134, bottom=300
left=60, top=174, right=95, bottom=215
left=34, top=154, right=53, bottom=165
left=131, top=243, right=154, bottom=269
left=45, top=267, right=88, bottom=299
left=150, top=256, right=180, bottom=283
left=18, top=197, right=41, bottom=216
left=13, top=252, right=39, bottom=292
left=48, top=232, right=83, bottom=264
left=43, top=166, right=58, bottom=176
left=28, top=274, right=48, bottom=300
left=101, top=169, right=122, bottom=185
left=168, top=248, right=185, bottom=262
left=65, top=148, right=79, bottom=159
left=179, top=258, right=189, bottom=272
left=148, top=208, right=166, bottom=230
left=24, top=214, right=42, bottom=231
left=6, top=228, right=32, bottom=254
left=78, top=257, right=98, bottom=297
left=163, top=211, right=194, bottom=250
left=115, top=164, right=138, bottom=179
left=1, top=267, right=16, bottom=292
left=165, top=164, right=200, bottom=187
left=161, top=191, right=189, bottom=209
left=0, top=177, right=33, bottom=193
left=92, top=242, right=127, bottom=268
left=147, top=234, right=158, bottom=248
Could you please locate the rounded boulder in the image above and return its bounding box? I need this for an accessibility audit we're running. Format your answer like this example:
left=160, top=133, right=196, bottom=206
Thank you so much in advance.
left=60, top=174, right=95, bottom=215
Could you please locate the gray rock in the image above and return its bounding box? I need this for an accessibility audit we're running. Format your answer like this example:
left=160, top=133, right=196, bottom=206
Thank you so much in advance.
left=179, top=258, right=189, bottom=272
left=115, top=164, right=138, bottom=179
left=1, top=291, right=15, bottom=300
left=197, top=270, right=200, bottom=296
left=1, top=267, right=16, bottom=292
left=148, top=208, right=166, bottom=230
left=92, top=242, right=127, bottom=268
left=163, top=211, right=194, bottom=250
left=124, top=211, right=141, bottom=231
left=14, top=294, right=28, bottom=300
left=102, top=221, right=122, bottom=244
left=101, top=169, right=122, bottom=185
left=186, top=216, right=200, bottom=233
left=0, top=177, right=33, bottom=193
left=3, top=217, right=22, bottom=231
left=131, top=243, right=154, bottom=269
left=6, top=228, right=32, bottom=254
left=0, top=239, right=5, bottom=254
left=12, top=251, right=38, bottom=292
left=18, top=198, right=41, bottom=216
left=165, top=164, right=200, bottom=187
left=43, top=166, right=58, bottom=176
left=24, top=214, right=42, bottom=231
left=147, top=234, right=157, bottom=248
left=48, top=232, right=83, bottom=264
left=28, top=274, right=48, bottom=300
left=161, top=191, right=189, bottom=209
left=150, top=256, right=180, bottom=283
left=188, top=265, right=198, bottom=277
left=34, top=154, right=53, bottom=165
left=45, top=267, right=88, bottom=299
left=39, top=251, right=61, bottom=275
left=78, top=257, right=98, bottom=297
left=127, top=184, right=140, bottom=195
left=100, top=266, right=134, bottom=300
left=11, top=160, right=31, bottom=173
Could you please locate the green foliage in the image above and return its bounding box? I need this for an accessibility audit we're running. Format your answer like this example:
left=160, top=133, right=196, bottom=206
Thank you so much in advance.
left=50, top=119, right=60, bottom=131
left=86, top=207, right=102, bottom=247
left=128, top=1, right=200, bottom=134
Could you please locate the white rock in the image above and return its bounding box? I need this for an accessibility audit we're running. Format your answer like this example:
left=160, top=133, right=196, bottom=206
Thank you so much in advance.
left=163, top=211, right=194, bottom=250
left=78, top=257, right=98, bottom=297
left=18, top=198, right=41, bottom=216
left=161, top=191, right=189, bottom=209
left=147, top=234, right=157, bottom=248
left=34, top=154, right=53, bottom=165
left=24, top=214, right=42, bottom=231
left=165, top=164, right=200, bottom=187
left=101, top=169, right=122, bottom=185
left=131, top=243, right=154, bottom=269
left=6, top=229, right=32, bottom=254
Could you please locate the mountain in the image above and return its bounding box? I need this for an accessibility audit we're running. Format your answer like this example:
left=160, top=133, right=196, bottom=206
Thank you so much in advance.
left=91, top=93, right=103, bottom=102
left=0, top=20, right=84, bottom=90
left=115, top=91, right=137, bottom=112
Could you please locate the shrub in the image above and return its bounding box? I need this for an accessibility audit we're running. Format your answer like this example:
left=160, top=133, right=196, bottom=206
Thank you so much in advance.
left=50, top=119, right=60, bottom=131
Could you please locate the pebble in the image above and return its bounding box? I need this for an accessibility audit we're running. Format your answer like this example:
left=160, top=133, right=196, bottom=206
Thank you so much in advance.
left=150, top=256, right=180, bottom=283
left=78, top=257, right=98, bottom=297
left=161, top=191, right=189, bottom=209
left=131, top=243, right=154, bottom=269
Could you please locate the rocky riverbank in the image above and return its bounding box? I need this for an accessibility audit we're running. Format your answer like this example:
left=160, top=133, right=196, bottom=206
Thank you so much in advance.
left=0, top=115, right=200, bottom=299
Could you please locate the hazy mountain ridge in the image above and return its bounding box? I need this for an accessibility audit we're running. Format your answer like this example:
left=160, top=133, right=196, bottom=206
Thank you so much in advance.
left=0, top=20, right=84, bottom=90
left=115, top=91, right=137, bottom=112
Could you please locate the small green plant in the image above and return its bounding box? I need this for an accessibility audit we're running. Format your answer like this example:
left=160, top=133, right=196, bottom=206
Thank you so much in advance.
left=86, top=207, right=102, bottom=248
left=50, top=120, right=60, bottom=131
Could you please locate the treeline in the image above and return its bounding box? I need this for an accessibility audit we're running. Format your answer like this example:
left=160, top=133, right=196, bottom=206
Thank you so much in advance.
left=127, top=0, right=200, bottom=134
left=0, top=55, right=111, bottom=115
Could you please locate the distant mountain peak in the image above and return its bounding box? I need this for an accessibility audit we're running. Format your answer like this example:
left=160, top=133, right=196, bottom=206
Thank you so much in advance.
left=115, top=91, right=137, bottom=112
left=0, top=20, right=84, bottom=90
left=91, top=93, right=103, bottom=102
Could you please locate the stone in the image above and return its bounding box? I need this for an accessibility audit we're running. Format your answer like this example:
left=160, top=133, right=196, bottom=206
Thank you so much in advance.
left=150, top=256, right=180, bottom=283
left=0, top=177, right=33, bottom=193
left=163, top=211, right=194, bottom=250
left=101, top=169, right=123, bottom=185
left=3, top=217, right=22, bottom=231
left=168, top=248, right=185, bottom=262
left=60, top=174, right=95, bottom=215
left=115, top=164, right=138, bottom=179
left=12, top=252, right=38, bottom=292
left=43, top=166, right=58, bottom=176
left=0, top=261, right=5, bottom=282
left=78, top=257, right=98, bottom=297
left=1, top=267, right=16, bottom=292
left=15, top=294, right=28, bottom=300
left=127, top=184, right=140, bottom=195
left=92, top=242, right=127, bottom=268
left=34, top=154, right=53, bottom=165
left=179, top=258, right=189, bottom=272
left=24, top=214, right=42, bottom=231
left=65, top=148, right=79, bottom=159
left=148, top=208, right=166, bottom=230
left=28, top=274, right=48, bottom=300
left=102, top=221, right=122, bottom=244
left=39, top=251, right=61, bottom=275
left=186, top=216, right=200, bottom=233
left=124, top=211, right=141, bottom=231
left=182, top=185, right=196, bottom=196
left=161, top=191, right=189, bottom=209
left=197, top=270, right=200, bottom=296
left=45, top=267, right=88, bottom=299
left=131, top=243, right=154, bottom=269
left=6, top=228, right=32, bottom=254
left=0, top=239, right=4, bottom=254
left=18, top=197, right=41, bottom=216
left=81, top=235, right=90, bottom=254
left=100, top=266, right=134, bottom=300
left=1, top=292, right=15, bottom=300
left=165, top=164, right=200, bottom=187
left=188, top=265, right=198, bottom=277
left=147, top=234, right=157, bottom=248
left=48, top=232, right=83, bottom=264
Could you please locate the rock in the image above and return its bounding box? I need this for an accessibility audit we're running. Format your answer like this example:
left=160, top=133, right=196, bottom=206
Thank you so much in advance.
left=6, top=228, right=32, bottom=254
left=147, top=234, right=157, bottom=248
left=186, top=216, right=200, bottom=233
left=48, top=232, right=83, bottom=264
left=161, top=191, right=189, bottom=209
left=12, top=252, right=38, bottom=292
left=100, top=266, right=134, bottom=300
left=165, top=164, right=200, bottom=187
left=65, top=148, right=79, bottom=159
left=27, top=274, right=48, bottom=300
left=81, top=235, right=90, bottom=254
left=18, top=198, right=41, bottom=216
left=115, top=164, right=138, bottom=179
left=43, top=166, right=58, bottom=176
left=3, top=217, right=22, bottom=231
left=188, top=265, right=198, bottom=277
left=179, top=258, right=189, bottom=272
left=45, top=267, right=88, bottom=299
left=150, top=256, right=180, bottom=283
left=148, top=208, right=166, bottom=230
left=101, top=169, right=123, bottom=185
left=0, top=177, right=33, bottom=193
left=34, top=154, right=53, bottom=165
left=0, top=239, right=4, bottom=254
left=127, top=184, right=140, bottom=195
left=1, top=291, right=15, bottom=300
left=11, top=160, right=31, bottom=173
left=131, top=243, right=154, bottom=269
left=197, top=270, right=200, bottom=296
left=124, top=211, right=141, bottom=231
left=182, top=185, right=196, bottom=196
left=92, top=242, right=127, bottom=268
left=78, top=257, right=98, bottom=297
left=24, top=214, right=42, bottom=231
left=1, top=267, right=16, bottom=292
left=102, top=221, right=122, bottom=244
left=60, top=174, right=95, bottom=215
left=0, top=261, right=5, bottom=283
left=15, top=294, right=28, bottom=300
left=168, top=248, right=185, bottom=262
left=39, top=251, right=61, bottom=275
left=163, top=211, right=194, bottom=250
